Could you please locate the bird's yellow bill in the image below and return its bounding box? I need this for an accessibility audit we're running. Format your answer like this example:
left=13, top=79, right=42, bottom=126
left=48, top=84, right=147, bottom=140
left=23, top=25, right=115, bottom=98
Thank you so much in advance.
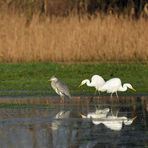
left=48, top=80, right=51, bottom=82
left=80, top=113, right=86, bottom=118
left=132, top=88, right=136, bottom=91
left=132, top=116, right=137, bottom=121
left=78, top=84, right=82, bottom=87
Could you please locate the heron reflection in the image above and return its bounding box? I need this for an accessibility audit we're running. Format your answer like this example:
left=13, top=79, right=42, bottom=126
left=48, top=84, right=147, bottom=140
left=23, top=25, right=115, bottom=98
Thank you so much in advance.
left=51, top=110, right=71, bottom=130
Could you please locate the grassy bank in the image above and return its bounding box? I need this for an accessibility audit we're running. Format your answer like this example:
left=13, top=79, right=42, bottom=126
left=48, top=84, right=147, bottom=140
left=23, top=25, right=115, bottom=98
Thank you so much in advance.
left=0, top=14, right=148, bottom=62
left=0, top=62, right=147, bottom=96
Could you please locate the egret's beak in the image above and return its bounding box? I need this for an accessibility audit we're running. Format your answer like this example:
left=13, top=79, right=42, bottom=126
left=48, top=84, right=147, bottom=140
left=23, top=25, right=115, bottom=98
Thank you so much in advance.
left=48, top=79, right=51, bottom=82
left=80, top=113, right=86, bottom=118
left=132, top=116, right=137, bottom=121
left=78, top=83, right=82, bottom=88
left=132, top=88, right=136, bottom=92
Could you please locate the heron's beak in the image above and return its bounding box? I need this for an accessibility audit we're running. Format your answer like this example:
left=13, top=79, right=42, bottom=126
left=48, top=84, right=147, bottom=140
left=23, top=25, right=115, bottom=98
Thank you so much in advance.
left=132, top=88, right=136, bottom=91
left=48, top=80, right=51, bottom=82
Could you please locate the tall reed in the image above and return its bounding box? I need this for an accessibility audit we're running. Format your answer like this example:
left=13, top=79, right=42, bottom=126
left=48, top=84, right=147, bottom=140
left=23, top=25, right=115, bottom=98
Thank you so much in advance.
left=0, top=13, right=147, bottom=62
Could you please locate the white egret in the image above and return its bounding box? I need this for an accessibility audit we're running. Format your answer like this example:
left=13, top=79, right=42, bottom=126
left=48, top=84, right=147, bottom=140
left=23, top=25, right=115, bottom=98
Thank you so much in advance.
left=100, top=78, right=136, bottom=98
left=79, top=75, right=105, bottom=94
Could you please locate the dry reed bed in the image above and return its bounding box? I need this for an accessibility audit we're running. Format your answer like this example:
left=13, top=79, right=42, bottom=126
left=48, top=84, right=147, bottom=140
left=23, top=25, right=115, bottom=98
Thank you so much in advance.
left=0, top=14, right=148, bottom=62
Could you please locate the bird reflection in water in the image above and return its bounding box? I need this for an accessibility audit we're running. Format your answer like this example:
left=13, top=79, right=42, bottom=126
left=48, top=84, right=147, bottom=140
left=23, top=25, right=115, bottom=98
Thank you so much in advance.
left=51, top=110, right=71, bottom=148
left=80, top=108, right=110, bottom=119
left=51, top=110, right=99, bottom=148
left=81, top=108, right=136, bottom=131
left=51, top=110, right=70, bottom=130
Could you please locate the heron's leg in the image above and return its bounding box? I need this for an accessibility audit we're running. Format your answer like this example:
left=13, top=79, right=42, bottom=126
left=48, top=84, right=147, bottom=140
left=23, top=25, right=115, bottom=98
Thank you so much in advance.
left=60, top=96, right=64, bottom=103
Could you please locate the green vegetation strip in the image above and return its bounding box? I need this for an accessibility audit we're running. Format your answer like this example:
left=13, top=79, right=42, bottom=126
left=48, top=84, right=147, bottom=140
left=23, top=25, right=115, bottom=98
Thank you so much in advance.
left=0, top=62, right=147, bottom=96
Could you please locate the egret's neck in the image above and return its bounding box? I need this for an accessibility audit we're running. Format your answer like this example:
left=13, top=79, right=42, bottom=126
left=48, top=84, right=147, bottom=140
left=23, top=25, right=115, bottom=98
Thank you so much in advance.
left=118, top=84, right=128, bottom=92
left=83, top=79, right=94, bottom=87
left=99, top=86, right=106, bottom=92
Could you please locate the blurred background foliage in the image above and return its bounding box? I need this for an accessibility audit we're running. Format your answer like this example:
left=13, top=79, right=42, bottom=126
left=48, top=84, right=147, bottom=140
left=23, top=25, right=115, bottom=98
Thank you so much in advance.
left=0, top=0, right=147, bottom=20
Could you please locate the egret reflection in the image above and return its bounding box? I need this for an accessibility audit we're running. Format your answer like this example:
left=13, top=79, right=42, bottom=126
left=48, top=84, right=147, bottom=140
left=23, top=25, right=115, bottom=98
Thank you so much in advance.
left=81, top=108, right=110, bottom=119
left=81, top=108, right=136, bottom=131
left=0, top=96, right=147, bottom=147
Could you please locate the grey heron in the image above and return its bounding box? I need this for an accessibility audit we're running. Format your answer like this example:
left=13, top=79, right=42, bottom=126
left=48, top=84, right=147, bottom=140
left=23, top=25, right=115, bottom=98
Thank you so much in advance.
left=49, top=76, right=71, bottom=102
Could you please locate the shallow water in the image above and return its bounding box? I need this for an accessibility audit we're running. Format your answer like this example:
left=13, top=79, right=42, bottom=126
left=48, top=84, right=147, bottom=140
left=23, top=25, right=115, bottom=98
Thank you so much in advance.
left=0, top=96, right=147, bottom=148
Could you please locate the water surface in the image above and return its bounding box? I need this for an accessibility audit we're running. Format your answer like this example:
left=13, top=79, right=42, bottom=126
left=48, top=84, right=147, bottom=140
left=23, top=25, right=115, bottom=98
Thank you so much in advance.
left=0, top=96, right=147, bottom=148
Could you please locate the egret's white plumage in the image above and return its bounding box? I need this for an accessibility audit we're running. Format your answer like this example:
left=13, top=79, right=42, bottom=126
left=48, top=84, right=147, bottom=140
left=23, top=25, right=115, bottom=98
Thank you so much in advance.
left=79, top=75, right=105, bottom=93
left=101, top=115, right=123, bottom=131
left=80, top=108, right=110, bottom=119
left=100, top=78, right=136, bottom=98
left=91, top=112, right=136, bottom=131
left=118, top=116, right=137, bottom=125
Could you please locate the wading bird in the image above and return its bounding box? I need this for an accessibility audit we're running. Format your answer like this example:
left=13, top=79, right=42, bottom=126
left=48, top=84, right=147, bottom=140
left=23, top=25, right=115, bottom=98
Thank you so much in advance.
left=79, top=75, right=105, bottom=94
left=100, top=78, right=136, bottom=98
left=49, top=76, right=71, bottom=102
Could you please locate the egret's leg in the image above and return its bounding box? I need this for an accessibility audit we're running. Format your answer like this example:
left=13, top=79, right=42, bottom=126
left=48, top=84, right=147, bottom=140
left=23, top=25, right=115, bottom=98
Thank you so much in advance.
left=110, top=93, right=113, bottom=98
left=94, top=104, right=99, bottom=110
left=92, top=89, right=97, bottom=101
left=94, top=89, right=100, bottom=105
left=115, top=92, right=118, bottom=98
left=111, top=109, right=113, bottom=116
left=94, top=89, right=97, bottom=95
left=115, top=110, right=119, bottom=117
left=98, top=91, right=101, bottom=96
left=90, top=89, right=97, bottom=103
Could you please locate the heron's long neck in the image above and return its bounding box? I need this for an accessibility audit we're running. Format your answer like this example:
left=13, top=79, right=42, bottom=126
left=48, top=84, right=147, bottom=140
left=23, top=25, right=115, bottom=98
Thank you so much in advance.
left=118, top=84, right=128, bottom=92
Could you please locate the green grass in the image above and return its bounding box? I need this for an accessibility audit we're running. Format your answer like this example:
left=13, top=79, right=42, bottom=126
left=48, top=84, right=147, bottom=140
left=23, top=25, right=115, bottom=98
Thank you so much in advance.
left=0, top=62, right=148, bottom=96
